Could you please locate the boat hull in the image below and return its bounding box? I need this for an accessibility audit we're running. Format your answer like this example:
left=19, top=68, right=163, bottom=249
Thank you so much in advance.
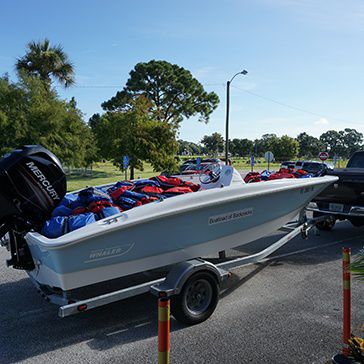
left=26, top=176, right=337, bottom=290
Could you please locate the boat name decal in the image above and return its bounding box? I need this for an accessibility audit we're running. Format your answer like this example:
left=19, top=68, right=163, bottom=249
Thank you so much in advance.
left=208, top=208, right=253, bottom=225
left=26, top=161, right=61, bottom=201
left=86, top=243, right=134, bottom=263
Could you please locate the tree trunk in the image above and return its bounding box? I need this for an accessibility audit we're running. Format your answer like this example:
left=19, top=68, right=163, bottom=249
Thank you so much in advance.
left=130, top=166, right=135, bottom=180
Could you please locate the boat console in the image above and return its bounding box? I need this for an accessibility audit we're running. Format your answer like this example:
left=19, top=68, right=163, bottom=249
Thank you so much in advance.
left=176, top=164, right=244, bottom=189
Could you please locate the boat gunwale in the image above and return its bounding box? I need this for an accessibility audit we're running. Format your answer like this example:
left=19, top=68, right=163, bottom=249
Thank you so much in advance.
left=26, top=176, right=338, bottom=250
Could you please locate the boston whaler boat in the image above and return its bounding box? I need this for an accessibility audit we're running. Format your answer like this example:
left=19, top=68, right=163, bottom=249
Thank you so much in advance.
left=0, top=145, right=337, bottom=323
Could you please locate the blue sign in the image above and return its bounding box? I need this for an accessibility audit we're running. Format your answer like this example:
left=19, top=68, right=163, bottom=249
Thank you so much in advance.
left=123, top=155, right=129, bottom=169
left=250, top=155, right=255, bottom=166
left=196, top=157, right=202, bottom=166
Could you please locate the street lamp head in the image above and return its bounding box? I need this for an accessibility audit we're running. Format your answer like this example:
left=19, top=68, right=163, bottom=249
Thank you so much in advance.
left=229, top=69, right=248, bottom=83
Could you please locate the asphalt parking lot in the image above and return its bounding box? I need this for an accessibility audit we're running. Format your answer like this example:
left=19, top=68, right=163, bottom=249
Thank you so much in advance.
left=1, top=220, right=364, bottom=364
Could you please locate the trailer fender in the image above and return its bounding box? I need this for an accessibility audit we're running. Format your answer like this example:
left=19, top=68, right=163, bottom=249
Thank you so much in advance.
left=150, top=258, right=229, bottom=297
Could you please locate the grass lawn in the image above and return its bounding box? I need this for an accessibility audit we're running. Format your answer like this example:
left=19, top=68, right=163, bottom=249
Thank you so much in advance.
left=67, top=156, right=343, bottom=191
left=66, top=162, right=158, bottom=192
left=66, top=158, right=282, bottom=192
left=231, top=157, right=280, bottom=172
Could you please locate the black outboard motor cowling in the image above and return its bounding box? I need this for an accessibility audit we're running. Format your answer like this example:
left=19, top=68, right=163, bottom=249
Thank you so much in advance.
left=0, top=145, right=66, bottom=269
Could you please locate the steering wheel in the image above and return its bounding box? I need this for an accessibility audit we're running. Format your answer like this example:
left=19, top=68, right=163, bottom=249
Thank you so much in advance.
left=199, top=163, right=222, bottom=185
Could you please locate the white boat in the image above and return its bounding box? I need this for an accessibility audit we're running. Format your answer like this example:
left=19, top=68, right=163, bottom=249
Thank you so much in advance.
left=0, top=146, right=338, bottom=292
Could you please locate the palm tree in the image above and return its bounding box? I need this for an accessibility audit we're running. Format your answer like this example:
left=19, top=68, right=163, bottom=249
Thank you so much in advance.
left=351, top=249, right=364, bottom=280
left=16, top=39, right=75, bottom=88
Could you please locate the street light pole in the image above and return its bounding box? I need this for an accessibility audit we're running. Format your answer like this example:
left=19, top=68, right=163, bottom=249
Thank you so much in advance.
left=225, top=70, right=248, bottom=165
left=225, top=80, right=231, bottom=166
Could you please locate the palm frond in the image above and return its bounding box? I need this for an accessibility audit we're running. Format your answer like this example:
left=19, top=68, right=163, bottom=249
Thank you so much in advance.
left=16, top=39, right=75, bottom=88
left=350, top=248, right=364, bottom=280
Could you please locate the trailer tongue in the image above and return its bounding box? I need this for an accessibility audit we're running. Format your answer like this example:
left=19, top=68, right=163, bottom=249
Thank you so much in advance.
left=0, top=145, right=66, bottom=269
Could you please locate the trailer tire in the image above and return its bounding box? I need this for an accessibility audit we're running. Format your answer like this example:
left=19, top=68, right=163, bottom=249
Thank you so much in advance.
left=171, top=271, right=219, bottom=325
left=313, top=212, right=336, bottom=231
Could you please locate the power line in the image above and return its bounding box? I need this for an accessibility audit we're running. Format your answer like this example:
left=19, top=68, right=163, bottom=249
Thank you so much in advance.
left=231, top=84, right=362, bottom=126
left=56, top=85, right=121, bottom=88
left=56, top=83, right=225, bottom=89
left=57, top=82, right=362, bottom=127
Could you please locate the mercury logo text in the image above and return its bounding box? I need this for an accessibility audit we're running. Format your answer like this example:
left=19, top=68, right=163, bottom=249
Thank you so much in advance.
left=26, top=162, right=60, bottom=201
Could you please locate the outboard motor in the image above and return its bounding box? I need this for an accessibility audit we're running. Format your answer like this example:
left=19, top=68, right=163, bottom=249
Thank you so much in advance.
left=0, top=145, right=66, bottom=269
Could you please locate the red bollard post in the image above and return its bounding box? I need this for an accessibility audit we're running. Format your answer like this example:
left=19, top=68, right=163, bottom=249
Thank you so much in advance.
left=342, top=247, right=351, bottom=356
left=158, top=297, right=170, bottom=364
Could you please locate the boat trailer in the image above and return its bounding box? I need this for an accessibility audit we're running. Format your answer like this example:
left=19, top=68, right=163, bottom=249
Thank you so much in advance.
left=24, top=214, right=329, bottom=324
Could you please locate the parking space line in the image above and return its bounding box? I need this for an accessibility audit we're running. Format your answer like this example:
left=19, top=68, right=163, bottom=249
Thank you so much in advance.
left=105, top=321, right=151, bottom=336
left=134, top=322, right=150, bottom=328
left=106, top=328, right=128, bottom=336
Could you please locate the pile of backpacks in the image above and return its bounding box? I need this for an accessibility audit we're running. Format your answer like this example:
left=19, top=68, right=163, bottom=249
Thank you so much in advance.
left=243, top=167, right=312, bottom=184
left=41, top=175, right=200, bottom=239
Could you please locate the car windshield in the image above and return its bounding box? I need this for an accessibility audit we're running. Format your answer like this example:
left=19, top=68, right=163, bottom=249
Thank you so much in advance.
left=347, top=152, right=364, bottom=168
left=282, top=163, right=295, bottom=169
left=302, top=163, right=323, bottom=174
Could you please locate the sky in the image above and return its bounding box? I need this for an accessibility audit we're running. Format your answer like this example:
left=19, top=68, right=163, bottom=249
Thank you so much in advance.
left=1, top=0, right=364, bottom=143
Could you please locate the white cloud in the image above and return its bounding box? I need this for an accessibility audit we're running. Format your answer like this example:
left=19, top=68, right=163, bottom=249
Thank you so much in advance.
left=314, top=117, right=329, bottom=125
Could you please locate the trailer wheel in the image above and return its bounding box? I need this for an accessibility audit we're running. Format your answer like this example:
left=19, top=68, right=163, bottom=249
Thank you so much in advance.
left=171, top=272, right=219, bottom=325
left=313, top=212, right=336, bottom=231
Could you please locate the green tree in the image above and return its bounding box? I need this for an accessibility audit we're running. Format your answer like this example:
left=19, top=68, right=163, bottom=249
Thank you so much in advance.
left=16, top=39, right=75, bottom=88
left=230, top=138, right=254, bottom=157
left=201, top=133, right=224, bottom=156
left=319, top=130, right=345, bottom=156
left=272, top=135, right=299, bottom=160
left=91, top=97, right=177, bottom=179
left=259, top=134, right=279, bottom=153
left=342, top=128, right=363, bottom=158
left=177, top=140, right=203, bottom=155
left=320, top=129, right=363, bottom=158
left=188, top=142, right=203, bottom=155
left=101, top=60, right=219, bottom=127
left=0, top=74, right=95, bottom=167
left=253, top=139, right=263, bottom=156
left=296, top=132, right=324, bottom=158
